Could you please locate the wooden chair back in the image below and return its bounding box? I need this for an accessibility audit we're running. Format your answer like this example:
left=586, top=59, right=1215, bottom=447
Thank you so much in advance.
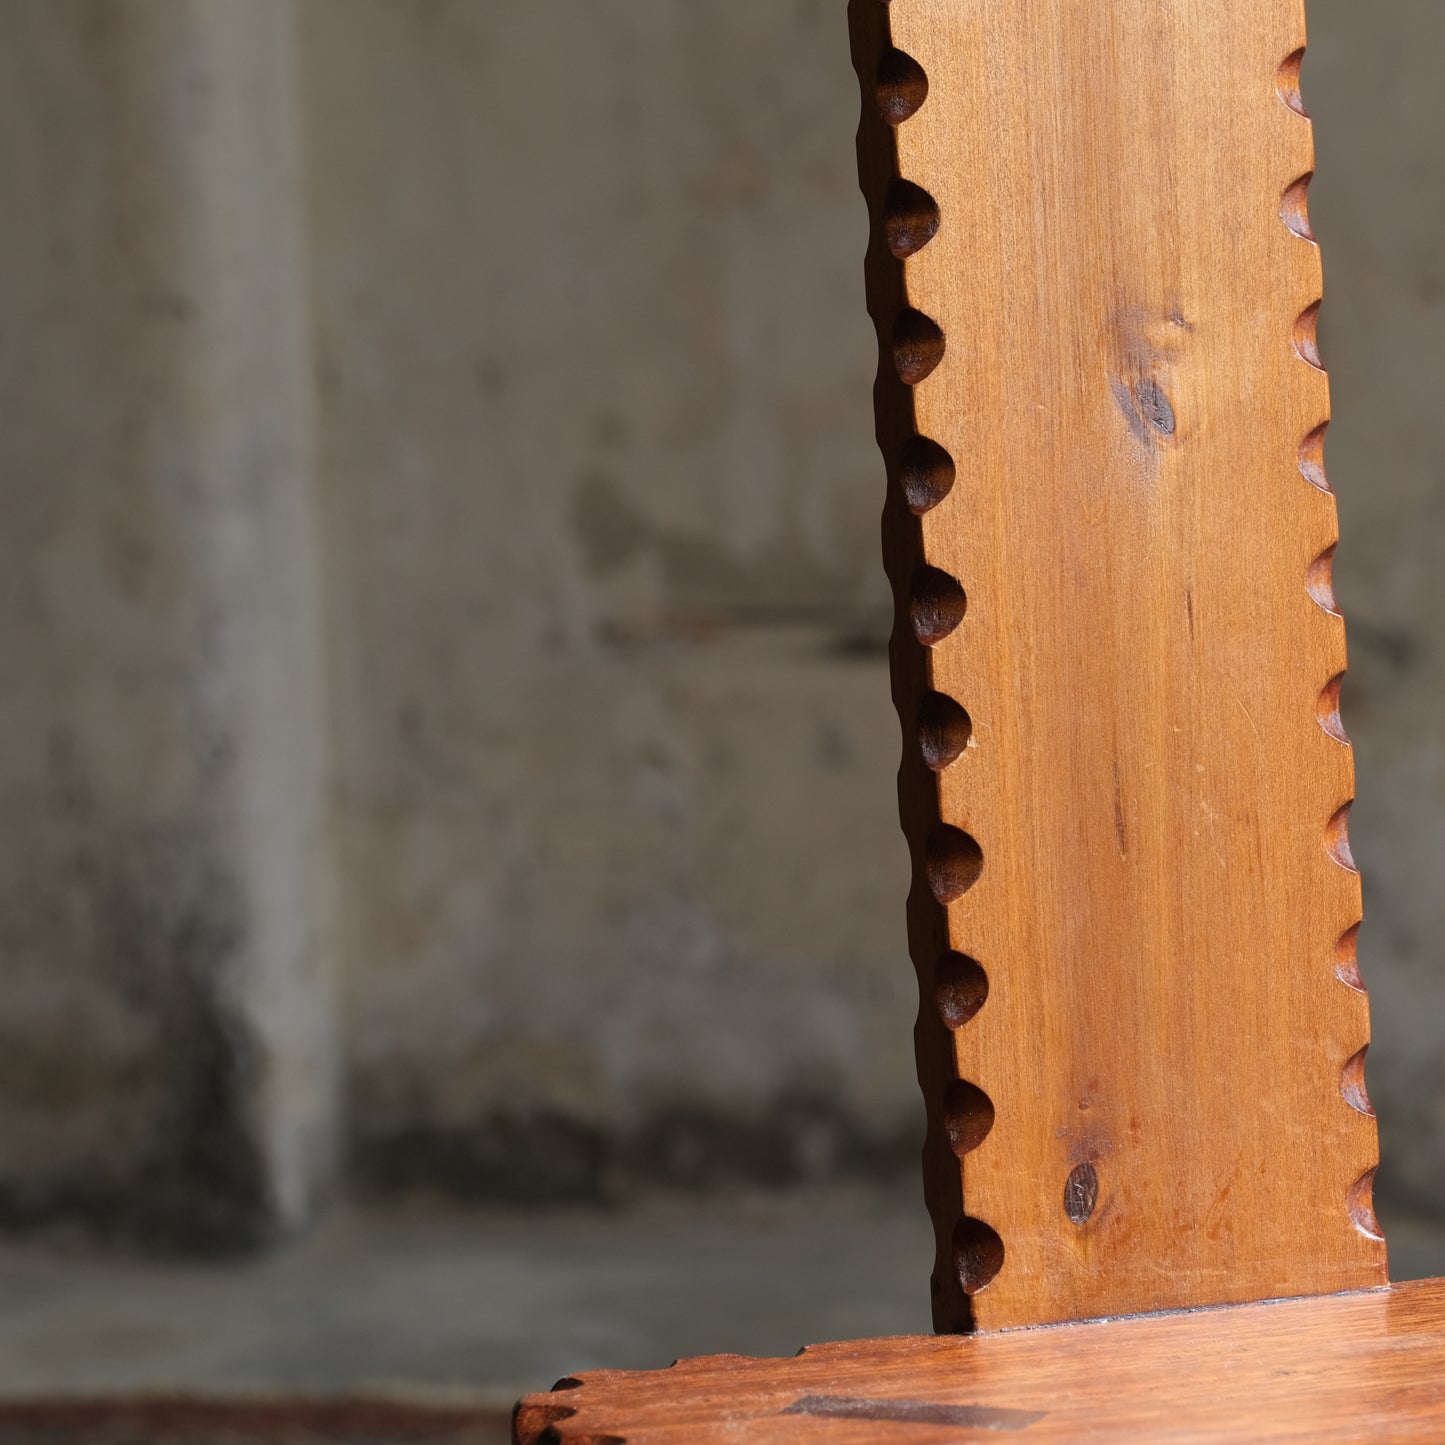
left=850, top=0, right=1385, bottom=1331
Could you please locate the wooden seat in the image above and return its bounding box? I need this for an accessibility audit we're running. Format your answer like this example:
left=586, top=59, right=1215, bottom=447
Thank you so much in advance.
left=517, top=1280, right=1445, bottom=1443
left=514, top=0, right=1444, bottom=1436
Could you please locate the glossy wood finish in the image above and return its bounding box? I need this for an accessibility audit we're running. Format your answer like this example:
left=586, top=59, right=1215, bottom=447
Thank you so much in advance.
left=516, top=1279, right=1445, bottom=1444
left=850, top=0, right=1385, bottom=1330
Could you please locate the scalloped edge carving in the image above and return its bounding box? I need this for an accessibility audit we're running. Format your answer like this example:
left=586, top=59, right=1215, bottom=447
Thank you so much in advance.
left=927, top=825, right=984, bottom=903
left=1325, top=801, right=1358, bottom=874
left=851, top=9, right=998, bottom=1331
left=953, top=1215, right=1006, bottom=1296
left=1347, top=1167, right=1384, bottom=1241
left=876, top=46, right=928, bottom=125
left=909, top=565, right=967, bottom=644
left=885, top=178, right=942, bottom=259
left=919, top=691, right=972, bottom=769
left=1278, top=47, right=1380, bottom=1274
left=943, top=1079, right=996, bottom=1156
left=1341, top=1046, right=1375, bottom=1117
left=936, top=951, right=989, bottom=1029
left=1334, top=923, right=1366, bottom=993
left=893, top=307, right=946, bottom=384
left=513, top=1398, right=579, bottom=1445
left=1298, top=422, right=1331, bottom=492
left=1281, top=172, right=1316, bottom=241
left=1307, top=545, right=1339, bottom=615
left=1293, top=300, right=1324, bottom=370
left=1277, top=48, right=1309, bottom=117
left=1317, top=672, right=1349, bottom=743
left=898, top=434, right=957, bottom=514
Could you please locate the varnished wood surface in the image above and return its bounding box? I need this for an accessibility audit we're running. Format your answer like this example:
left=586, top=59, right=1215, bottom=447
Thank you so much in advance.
left=850, top=0, right=1384, bottom=1329
left=516, top=1279, right=1445, bottom=1444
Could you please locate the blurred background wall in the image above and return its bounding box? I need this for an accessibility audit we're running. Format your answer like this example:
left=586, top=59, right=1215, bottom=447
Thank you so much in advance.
left=0, top=0, right=1438, bottom=1252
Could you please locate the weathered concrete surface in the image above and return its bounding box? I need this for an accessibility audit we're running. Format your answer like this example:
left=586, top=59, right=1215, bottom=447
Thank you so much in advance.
left=1307, top=1, right=1445, bottom=1214
left=298, top=0, right=918, bottom=1197
left=0, top=1, right=336, bottom=1244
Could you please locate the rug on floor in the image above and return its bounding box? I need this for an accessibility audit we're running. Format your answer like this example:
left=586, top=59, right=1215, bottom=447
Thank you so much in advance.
left=0, top=1398, right=514, bottom=1445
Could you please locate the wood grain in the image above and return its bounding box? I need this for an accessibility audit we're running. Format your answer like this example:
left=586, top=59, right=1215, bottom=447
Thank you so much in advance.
left=849, top=0, right=1385, bottom=1329
left=515, top=1278, right=1445, bottom=1444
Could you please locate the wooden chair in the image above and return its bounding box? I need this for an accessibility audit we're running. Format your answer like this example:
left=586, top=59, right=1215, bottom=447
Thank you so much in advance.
left=516, top=0, right=1445, bottom=1437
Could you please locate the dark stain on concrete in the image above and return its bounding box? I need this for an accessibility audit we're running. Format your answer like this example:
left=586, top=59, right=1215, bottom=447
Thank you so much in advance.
left=352, top=1094, right=919, bottom=1206
left=570, top=470, right=875, bottom=646
left=0, top=831, right=277, bottom=1255
left=572, top=470, right=651, bottom=575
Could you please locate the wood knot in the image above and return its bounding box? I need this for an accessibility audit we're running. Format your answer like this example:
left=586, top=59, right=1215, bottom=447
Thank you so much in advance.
left=1109, top=373, right=1176, bottom=446
left=1135, top=378, right=1175, bottom=436
left=1064, top=1162, right=1100, bottom=1224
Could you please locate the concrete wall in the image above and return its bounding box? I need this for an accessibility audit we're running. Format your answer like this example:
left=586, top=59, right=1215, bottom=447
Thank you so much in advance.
left=0, top=0, right=335, bottom=1245
left=0, top=0, right=1438, bottom=1240
left=1309, top=0, right=1445, bottom=1214
left=298, top=0, right=911, bottom=1201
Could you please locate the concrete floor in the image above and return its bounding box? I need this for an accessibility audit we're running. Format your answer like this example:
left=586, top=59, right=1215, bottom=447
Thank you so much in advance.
left=0, top=1190, right=1442, bottom=1410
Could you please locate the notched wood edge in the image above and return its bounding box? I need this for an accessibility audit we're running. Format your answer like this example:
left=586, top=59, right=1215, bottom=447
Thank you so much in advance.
left=848, top=0, right=1004, bottom=1333
left=514, top=1379, right=625, bottom=1445
left=1281, top=35, right=1387, bottom=1272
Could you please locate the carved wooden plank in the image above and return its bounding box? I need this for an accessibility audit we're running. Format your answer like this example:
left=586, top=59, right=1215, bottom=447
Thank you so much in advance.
left=514, top=1279, right=1445, bottom=1444
left=850, top=0, right=1385, bottom=1329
